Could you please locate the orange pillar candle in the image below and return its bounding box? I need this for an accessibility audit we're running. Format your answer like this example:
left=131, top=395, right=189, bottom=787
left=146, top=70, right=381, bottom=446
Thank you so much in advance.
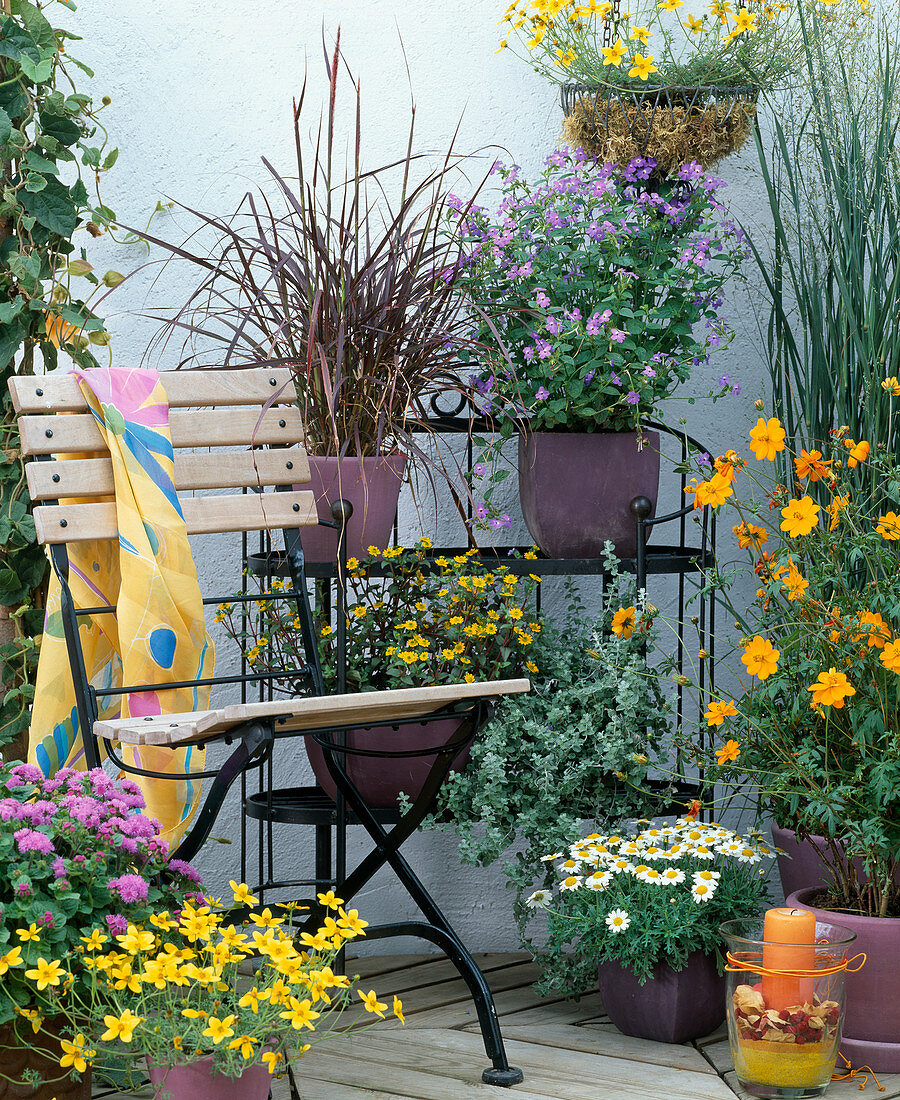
left=761, top=907, right=816, bottom=1011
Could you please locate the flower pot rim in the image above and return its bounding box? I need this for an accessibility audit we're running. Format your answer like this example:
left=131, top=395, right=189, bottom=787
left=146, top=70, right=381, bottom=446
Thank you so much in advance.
left=561, top=80, right=760, bottom=100
left=787, top=887, right=900, bottom=925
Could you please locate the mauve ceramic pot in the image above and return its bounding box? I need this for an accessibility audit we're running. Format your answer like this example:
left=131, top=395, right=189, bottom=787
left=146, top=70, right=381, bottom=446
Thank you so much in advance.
left=306, top=717, right=470, bottom=809
left=598, top=950, right=726, bottom=1043
left=146, top=1057, right=271, bottom=1100
left=298, top=454, right=407, bottom=562
left=518, top=430, right=660, bottom=559
left=773, top=825, right=900, bottom=902
left=0, top=1017, right=91, bottom=1100
left=787, top=887, right=900, bottom=1072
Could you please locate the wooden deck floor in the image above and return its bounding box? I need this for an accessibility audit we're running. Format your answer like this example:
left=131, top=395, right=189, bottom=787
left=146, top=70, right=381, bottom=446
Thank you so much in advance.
left=93, top=952, right=900, bottom=1099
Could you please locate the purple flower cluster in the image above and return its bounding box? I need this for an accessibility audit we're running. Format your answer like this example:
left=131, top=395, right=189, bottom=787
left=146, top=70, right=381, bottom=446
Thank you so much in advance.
left=452, top=147, right=744, bottom=434
left=0, top=760, right=202, bottom=1000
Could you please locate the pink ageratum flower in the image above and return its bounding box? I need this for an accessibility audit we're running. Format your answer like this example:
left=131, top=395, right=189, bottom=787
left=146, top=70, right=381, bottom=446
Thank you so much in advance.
left=105, top=914, right=128, bottom=936
left=14, top=828, right=54, bottom=855
left=108, top=873, right=149, bottom=903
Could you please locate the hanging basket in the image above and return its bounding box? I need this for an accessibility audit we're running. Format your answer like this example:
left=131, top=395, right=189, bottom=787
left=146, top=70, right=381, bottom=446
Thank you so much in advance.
left=560, top=83, right=758, bottom=176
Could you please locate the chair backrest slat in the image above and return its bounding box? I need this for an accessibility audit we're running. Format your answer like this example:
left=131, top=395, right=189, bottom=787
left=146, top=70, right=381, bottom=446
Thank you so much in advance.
left=34, top=490, right=318, bottom=544
left=8, top=367, right=296, bottom=413
left=27, top=449, right=310, bottom=501
left=19, top=406, right=305, bottom=457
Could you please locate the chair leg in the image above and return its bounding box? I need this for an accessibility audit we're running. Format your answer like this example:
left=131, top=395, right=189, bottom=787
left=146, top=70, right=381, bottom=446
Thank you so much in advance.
left=314, top=740, right=523, bottom=1086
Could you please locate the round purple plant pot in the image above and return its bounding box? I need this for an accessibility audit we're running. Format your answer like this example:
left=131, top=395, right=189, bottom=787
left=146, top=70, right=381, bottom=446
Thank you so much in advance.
left=146, top=1057, right=272, bottom=1100
left=598, top=950, right=725, bottom=1043
left=773, top=825, right=900, bottom=902
left=518, top=430, right=660, bottom=559
left=306, top=717, right=470, bottom=809
left=787, top=887, right=900, bottom=1072
left=298, top=454, right=407, bottom=563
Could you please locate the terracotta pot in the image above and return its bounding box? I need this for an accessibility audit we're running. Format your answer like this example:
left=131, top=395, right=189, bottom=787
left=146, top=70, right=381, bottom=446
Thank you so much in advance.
left=298, top=454, right=407, bottom=563
left=306, top=717, right=470, bottom=809
left=787, top=887, right=900, bottom=1072
left=0, top=1017, right=91, bottom=1100
left=597, top=949, right=725, bottom=1043
left=147, top=1056, right=272, bottom=1100
left=517, top=430, right=660, bottom=559
left=773, top=825, right=900, bottom=902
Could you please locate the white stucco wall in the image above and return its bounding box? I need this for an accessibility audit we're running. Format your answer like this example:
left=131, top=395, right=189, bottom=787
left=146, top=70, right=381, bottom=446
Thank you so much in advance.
left=61, top=1, right=774, bottom=951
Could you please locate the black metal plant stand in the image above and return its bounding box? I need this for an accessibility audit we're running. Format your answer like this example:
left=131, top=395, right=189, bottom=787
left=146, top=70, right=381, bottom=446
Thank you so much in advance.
left=240, top=416, right=717, bottom=1087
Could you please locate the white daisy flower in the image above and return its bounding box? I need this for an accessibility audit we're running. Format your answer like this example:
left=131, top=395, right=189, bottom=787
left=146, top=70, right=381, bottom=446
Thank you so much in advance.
left=605, top=909, right=631, bottom=933
left=586, top=871, right=612, bottom=891
left=734, top=846, right=762, bottom=864
left=541, top=852, right=563, bottom=862
left=557, top=858, right=582, bottom=875
left=630, top=863, right=651, bottom=877
left=717, top=841, right=744, bottom=857
left=690, top=845, right=716, bottom=860
left=660, top=867, right=686, bottom=885
left=619, top=842, right=641, bottom=856
left=638, top=867, right=665, bottom=885
left=559, top=875, right=583, bottom=892
left=609, top=858, right=634, bottom=874
left=691, top=881, right=717, bottom=903
left=641, top=845, right=667, bottom=861
left=525, top=889, right=551, bottom=908
left=692, top=869, right=721, bottom=884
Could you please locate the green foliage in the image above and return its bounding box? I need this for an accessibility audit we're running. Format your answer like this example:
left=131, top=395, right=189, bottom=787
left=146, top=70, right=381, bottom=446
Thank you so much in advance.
left=749, top=13, right=900, bottom=470
left=531, top=819, right=774, bottom=996
left=0, top=0, right=120, bottom=750
left=426, top=560, right=672, bottom=982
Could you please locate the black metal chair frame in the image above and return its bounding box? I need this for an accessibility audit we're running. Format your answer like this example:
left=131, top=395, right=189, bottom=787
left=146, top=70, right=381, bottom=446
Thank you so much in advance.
left=42, top=475, right=525, bottom=1086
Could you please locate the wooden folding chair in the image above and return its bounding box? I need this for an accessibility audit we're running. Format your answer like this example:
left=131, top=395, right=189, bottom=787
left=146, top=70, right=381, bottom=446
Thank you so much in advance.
left=10, top=367, right=528, bottom=1086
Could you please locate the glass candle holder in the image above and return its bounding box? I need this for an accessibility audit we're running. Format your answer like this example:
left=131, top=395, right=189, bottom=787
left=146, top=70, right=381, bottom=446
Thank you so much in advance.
left=720, top=918, right=860, bottom=1100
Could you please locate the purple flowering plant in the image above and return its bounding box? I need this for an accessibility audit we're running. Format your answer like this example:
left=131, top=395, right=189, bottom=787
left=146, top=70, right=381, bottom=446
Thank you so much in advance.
left=0, top=761, right=200, bottom=1028
left=453, top=150, right=744, bottom=435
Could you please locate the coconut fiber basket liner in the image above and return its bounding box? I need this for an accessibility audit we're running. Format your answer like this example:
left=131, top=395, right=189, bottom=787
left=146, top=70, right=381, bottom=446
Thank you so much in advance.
left=561, top=83, right=758, bottom=176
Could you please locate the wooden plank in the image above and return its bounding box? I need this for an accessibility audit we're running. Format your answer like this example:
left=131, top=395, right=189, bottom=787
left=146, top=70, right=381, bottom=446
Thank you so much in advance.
left=394, top=981, right=555, bottom=1030
left=469, top=990, right=604, bottom=1027
left=341, top=962, right=543, bottom=1029
left=27, top=448, right=310, bottom=501
left=19, top=406, right=304, bottom=456
left=292, top=1030, right=738, bottom=1100
left=94, top=680, right=531, bottom=746
left=9, top=367, right=296, bottom=413
left=33, top=489, right=317, bottom=545
left=347, top=954, right=531, bottom=997
left=500, top=1023, right=718, bottom=1074
left=346, top=953, right=438, bottom=980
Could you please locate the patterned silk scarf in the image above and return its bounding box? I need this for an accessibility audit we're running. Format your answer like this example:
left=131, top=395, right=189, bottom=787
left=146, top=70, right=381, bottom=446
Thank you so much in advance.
left=29, top=368, right=215, bottom=848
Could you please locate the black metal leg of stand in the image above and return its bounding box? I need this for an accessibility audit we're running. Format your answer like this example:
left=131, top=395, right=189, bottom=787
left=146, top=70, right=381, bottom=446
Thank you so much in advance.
left=315, top=729, right=524, bottom=1086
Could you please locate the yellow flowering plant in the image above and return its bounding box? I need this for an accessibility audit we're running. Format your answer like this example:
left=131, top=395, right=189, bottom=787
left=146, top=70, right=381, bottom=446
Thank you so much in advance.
left=673, top=406, right=900, bottom=917
left=36, top=884, right=399, bottom=1082
left=219, top=539, right=540, bottom=695
left=498, top=0, right=853, bottom=91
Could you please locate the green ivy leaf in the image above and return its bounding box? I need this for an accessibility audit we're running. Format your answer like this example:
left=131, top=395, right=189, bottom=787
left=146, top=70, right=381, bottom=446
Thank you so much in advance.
left=20, top=179, right=78, bottom=236
left=38, top=110, right=80, bottom=147
left=23, top=172, right=47, bottom=193
left=23, top=149, right=58, bottom=176
left=0, top=106, right=10, bottom=149
left=12, top=0, right=57, bottom=51
left=18, top=52, right=53, bottom=84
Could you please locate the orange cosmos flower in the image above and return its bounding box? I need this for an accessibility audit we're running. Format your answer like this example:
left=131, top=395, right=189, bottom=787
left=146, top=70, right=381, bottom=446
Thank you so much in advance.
left=733, top=522, right=768, bottom=549
left=749, top=417, right=786, bottom=461
left=794, top=449, right=831, bottom=482
left=807, top=668, right=855, bottom=709
left=705, top=699, right=738, bottom=726
left=611, top=606, right=636, bottom=638
left=827, top=494, right=847, bottom=531
left=780, top=496, right=820, bottom=537
left=879, top=639, right=900, bottom=673
left=741, top=636, right=779, bottom=680
left=855, top=610, right=891, bottom=649
left=715, top=739, right=741, bottom=764
left=876, top=511, right=900, bottom=540
left=782, top=560, right=808, bottom=602
left=844, top=439, right=869, bottom=467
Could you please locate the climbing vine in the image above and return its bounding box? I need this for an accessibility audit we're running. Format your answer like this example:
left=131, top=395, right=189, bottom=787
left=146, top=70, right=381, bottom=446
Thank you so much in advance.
left=0, top=0, right=120, bottom=754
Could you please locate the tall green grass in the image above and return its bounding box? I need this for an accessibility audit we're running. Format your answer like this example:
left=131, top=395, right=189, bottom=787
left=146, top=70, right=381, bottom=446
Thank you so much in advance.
left=748, top=15, right=900, bottom=467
